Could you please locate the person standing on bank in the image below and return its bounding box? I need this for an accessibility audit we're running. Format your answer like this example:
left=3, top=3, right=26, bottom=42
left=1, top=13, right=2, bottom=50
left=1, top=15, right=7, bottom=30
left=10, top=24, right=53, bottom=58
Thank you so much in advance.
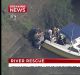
left=34, top=29, right=44, bottom=49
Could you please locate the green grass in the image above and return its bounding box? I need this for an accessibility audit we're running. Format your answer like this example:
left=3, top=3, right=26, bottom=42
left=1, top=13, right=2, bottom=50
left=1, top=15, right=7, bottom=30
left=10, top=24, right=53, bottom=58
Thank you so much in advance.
left=2, top=0, right=33, bottom=73
left=2, top=15, right=33, bottom=75
left=21, top=19, right=33, bottom=31
left=2, top=0, right=13, bottom=9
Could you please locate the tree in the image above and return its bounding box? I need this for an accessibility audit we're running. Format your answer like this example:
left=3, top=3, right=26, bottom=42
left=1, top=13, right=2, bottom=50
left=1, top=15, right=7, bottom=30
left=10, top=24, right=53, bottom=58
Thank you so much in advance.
left=41, top=0, right=74, bottom=29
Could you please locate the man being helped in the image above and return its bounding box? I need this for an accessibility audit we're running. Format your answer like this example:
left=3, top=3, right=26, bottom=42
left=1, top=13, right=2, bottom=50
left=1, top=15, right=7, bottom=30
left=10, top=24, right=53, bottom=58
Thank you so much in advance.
left=34, top=29, right=44, bottom=49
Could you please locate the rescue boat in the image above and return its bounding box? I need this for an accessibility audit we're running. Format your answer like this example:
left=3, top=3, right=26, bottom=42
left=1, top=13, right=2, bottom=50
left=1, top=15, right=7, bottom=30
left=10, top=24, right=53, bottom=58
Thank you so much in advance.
left=42, top=23, right=80, bottom=58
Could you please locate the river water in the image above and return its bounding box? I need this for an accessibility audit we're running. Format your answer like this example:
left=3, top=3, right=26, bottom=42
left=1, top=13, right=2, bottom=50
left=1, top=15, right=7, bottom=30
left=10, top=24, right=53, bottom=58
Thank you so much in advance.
left=12, top=37, right=64, bottom=58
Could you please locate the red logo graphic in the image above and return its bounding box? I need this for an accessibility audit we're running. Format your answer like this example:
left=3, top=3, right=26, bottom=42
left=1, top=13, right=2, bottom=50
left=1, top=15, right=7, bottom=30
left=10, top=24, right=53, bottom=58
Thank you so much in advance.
left=8, top=4, right=28, bottom=13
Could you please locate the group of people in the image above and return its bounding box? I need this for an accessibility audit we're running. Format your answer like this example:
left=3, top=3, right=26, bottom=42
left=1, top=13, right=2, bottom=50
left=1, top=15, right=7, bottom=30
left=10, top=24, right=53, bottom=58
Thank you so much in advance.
left=28, top=27, right=66, bottom=49
left=28, top=28, right=44, bottom=49
left=47, top=27, right=66, bottom=45
left=45, top=27, right=60, bottom=41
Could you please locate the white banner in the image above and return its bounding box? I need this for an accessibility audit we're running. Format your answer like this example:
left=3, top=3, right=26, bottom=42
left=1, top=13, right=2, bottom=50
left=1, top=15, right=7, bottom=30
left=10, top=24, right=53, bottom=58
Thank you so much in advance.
left=8, top=63, right=80, bottom=67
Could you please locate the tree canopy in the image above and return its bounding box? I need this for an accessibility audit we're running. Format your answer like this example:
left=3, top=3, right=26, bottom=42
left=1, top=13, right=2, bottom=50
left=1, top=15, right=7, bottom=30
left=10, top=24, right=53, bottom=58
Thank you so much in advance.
left=41, top=0, right=74, bottom=29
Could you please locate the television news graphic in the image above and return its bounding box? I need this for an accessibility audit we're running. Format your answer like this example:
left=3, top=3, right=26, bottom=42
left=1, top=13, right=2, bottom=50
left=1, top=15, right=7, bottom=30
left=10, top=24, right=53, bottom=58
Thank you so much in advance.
left=8, top=4, right=28, bottom=13
left=8, top=58, right=80, bottom=67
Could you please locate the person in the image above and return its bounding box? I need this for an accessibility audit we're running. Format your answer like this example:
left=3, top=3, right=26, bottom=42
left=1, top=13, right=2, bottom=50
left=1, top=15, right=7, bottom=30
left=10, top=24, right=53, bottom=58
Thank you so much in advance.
left=52, top=27, right=60, bottom=42
left=28, top=28, right=38, bottom=46
left=53, top=27, right=57, bottom=37
left=56, top=27, right=60, bottom=41
left=34, top=29, right=44, bottom=49
left=48, top=28, right=53, bottom=40
left=44, top=29, right=52, bottom=41
left=57, top=33, right=66, bottom=45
